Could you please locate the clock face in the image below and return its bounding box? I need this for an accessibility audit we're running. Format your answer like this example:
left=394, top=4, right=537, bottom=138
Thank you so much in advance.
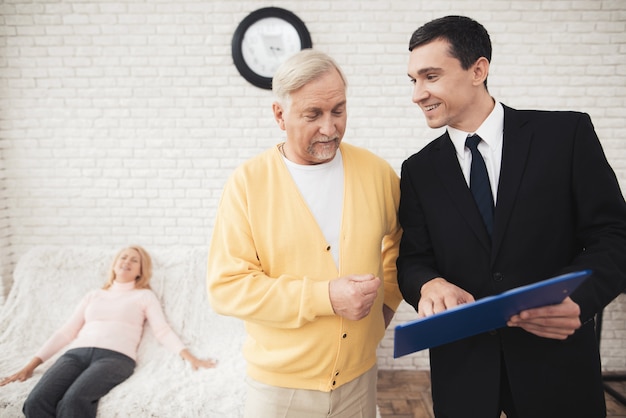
left=241, top=17, right=303, bottom=78
left=232, top=8, right=312, bottom=89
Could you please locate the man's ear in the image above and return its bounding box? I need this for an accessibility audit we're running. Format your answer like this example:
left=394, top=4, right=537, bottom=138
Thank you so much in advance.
left=472, top=57, right=490, bottom=87
left=272, top=102, right=286, bottom=131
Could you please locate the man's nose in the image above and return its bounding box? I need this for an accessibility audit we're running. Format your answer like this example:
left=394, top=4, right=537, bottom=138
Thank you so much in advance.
left=319, top=115, right=336, bottom=136
left=412, top=81, right=428, bottom=103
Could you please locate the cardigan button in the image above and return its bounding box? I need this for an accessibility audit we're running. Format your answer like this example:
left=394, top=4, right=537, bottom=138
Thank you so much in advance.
left=493, top=272, right=503, bottom=282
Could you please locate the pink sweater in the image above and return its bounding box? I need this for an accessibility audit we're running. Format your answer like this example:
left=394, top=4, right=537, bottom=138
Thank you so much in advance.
left=35, top=281, right=186, bottom=362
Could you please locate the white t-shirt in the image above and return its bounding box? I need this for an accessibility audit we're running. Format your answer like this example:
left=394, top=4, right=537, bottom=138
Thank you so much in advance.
left=282, top=150, right=344, bottom=268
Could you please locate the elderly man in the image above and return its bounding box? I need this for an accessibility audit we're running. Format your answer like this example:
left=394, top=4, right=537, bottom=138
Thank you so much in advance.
left=207, top=49, right=402, bottom=418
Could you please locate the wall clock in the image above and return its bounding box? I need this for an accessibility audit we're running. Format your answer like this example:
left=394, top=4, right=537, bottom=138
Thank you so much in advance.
left=232, top=7, right=313, bottom=90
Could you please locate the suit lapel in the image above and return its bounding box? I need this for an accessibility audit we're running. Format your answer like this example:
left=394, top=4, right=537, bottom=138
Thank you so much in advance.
left=492, top=106, right=533, bottom=261
left=431, top=133, right=492, bottom=251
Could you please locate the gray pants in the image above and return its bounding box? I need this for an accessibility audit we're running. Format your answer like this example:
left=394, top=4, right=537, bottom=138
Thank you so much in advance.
left=23, top=347, right=136, bottom=418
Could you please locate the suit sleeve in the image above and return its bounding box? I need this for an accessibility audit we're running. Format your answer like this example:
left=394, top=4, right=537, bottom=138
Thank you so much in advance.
left=566, top=113, right=626, bottom=321
left=396, top=157, right=441, bottom=310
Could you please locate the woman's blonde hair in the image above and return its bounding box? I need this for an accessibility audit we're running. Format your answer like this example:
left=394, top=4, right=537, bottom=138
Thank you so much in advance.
left=103, top=245, right=153, bottom=290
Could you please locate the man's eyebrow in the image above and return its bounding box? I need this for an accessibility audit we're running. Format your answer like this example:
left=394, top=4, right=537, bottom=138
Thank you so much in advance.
left=303, top=100, right=347, bottom=113
left=333, top=100, right=347, bottom=109
left=416, top=67, right=442, bottom=75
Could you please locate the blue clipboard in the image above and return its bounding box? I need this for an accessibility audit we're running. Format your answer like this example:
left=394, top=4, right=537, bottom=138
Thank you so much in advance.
left=394, top=269, right=592, bottom=358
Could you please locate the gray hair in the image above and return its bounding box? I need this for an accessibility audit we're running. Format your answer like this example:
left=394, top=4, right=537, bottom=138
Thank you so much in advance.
left=272, top=49, right=347, bottom=108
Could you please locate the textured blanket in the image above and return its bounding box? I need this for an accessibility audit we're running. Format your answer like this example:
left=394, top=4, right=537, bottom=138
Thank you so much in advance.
left=0, top=246, right=246, bottom=417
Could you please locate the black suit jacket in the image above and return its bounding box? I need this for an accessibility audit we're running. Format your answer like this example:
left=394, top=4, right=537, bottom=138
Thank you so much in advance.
left=397, top=105, right=626, bottom=417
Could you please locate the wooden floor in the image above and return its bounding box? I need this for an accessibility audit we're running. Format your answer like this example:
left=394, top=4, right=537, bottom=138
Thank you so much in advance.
left=377, top=370, right=626, bottom=418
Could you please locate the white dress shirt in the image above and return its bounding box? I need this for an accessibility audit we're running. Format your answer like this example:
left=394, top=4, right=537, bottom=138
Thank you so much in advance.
left=447, top=101, right=504, bottom=204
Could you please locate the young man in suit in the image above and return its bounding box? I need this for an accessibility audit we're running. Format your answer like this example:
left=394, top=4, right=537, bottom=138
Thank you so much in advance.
left=398, top=15, right=626, bottom=418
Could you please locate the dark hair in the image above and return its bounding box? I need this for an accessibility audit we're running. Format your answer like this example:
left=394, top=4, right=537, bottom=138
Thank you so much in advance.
left=409, top=16, right=492, bottom=87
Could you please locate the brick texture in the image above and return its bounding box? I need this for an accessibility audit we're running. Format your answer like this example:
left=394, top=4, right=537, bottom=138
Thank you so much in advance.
left=1, top=0, right=625, bottom=370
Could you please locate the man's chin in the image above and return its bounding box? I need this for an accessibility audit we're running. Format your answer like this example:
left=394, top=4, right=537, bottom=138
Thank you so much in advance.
left=311, top=141, right=339, bottom=161
left=425, top=118, right=445, bottom=129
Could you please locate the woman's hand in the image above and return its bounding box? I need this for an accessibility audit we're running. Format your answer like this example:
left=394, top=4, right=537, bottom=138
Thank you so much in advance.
left=188, top=357, right=218, bottom=370
left=0, top=357, right=43, bottom=386
left=179, top=349, right=217, bottom=370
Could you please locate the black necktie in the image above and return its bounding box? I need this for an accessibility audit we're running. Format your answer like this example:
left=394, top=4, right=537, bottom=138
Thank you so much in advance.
left=465, top=135, right=494, bottom=236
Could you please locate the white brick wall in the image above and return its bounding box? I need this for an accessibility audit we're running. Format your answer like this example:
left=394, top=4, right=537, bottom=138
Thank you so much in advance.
left=0, top=145, right=6, bottom=304
left=1, top=0, right=625, bottom=370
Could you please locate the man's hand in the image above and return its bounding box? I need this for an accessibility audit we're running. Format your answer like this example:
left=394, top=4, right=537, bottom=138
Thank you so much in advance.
left=329, top=274, right=381, bottom=321
left=507, top=296, right=581, bottom=339
left=417, top=277, right=474, bottom=318
left=383, top=304, right=395, bottom=328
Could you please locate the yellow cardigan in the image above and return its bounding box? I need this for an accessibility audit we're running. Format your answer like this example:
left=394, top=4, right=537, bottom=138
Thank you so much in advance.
left=207, top=142, right=402, bottom=391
